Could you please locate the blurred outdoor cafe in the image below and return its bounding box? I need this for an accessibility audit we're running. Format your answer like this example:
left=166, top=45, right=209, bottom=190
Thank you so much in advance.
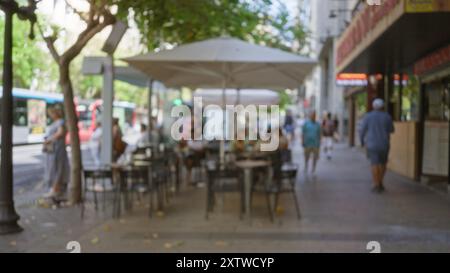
left=80, top=37, right=315, bottom=224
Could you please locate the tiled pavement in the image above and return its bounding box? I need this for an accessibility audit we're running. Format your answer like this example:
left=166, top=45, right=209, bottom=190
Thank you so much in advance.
left=2, top=143, right=450, bottom=253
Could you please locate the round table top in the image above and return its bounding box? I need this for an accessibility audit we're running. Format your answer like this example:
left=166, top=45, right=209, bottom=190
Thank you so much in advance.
left=235, top=160, right=270, bottom=169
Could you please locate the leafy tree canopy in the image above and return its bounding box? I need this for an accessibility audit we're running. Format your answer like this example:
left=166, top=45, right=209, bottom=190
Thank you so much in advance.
left=1, top=0, right=309, bottom=105
left=111, top=0, right=308, bottom=54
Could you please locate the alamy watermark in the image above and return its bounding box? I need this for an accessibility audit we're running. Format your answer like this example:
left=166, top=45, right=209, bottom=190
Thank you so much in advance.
left=366, top=0, right=382, bottom=6
left=170, top=97, right=281, bottom=152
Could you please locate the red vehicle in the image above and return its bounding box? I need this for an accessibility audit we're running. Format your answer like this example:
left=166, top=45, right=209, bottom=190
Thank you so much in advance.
left=66, top=98, right=137, bottom=144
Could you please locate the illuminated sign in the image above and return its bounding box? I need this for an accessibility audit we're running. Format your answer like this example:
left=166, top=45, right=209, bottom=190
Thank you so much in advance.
left=336, top=73, right=368, bottom=86
left=336, top=73, right=407, bottom=86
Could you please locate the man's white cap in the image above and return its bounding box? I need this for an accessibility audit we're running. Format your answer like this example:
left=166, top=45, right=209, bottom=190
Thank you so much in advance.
left=372, top=98, right=384, bottom=110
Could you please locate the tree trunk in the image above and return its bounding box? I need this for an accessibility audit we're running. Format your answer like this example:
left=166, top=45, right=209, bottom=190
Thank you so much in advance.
left=59, top=64, right=82, bottom=205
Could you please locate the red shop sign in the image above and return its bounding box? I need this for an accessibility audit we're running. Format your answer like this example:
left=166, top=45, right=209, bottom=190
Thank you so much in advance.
left=414, top=44, right=450, bottom=75
left=337, top=0, right=401, bottom=67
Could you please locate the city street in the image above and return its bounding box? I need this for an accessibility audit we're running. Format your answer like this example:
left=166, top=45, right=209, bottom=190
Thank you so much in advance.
left=2, top=143, right=450, bottom=253
left=0, top=0, right=449, bottom=255
left=9, top=144, right=91, bottom=202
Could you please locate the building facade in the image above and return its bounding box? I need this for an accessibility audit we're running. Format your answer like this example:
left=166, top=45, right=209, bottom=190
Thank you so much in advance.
left=298, top=0, right=358, bottom=137
left=336, top=0, right=450, bottom=191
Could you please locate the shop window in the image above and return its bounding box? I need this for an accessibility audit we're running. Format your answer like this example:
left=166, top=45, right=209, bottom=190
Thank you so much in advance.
left=425, top=78, right=450, bottom=121
left=393, top=75, right=420, bottom=121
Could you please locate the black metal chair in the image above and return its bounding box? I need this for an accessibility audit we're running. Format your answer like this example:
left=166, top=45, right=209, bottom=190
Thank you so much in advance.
left=272, top=150, right=301, bottom=220
left=205, top=161, right=244, bottom=220
left=250, top=163, right=277, bottom=222
left=163, top=148, right=180, bottom=196
left=250, top=150, right=301, bottom=222
left=149, top=156, right=171, bottom=215
left=81, top=167, right=113, bottom=219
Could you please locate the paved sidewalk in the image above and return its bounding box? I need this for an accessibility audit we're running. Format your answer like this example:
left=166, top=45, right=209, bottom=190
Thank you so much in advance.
left=2, top=144, right=450, bottom=253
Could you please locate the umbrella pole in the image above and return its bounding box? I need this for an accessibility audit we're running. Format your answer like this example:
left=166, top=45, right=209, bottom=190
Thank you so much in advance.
left=220, top=81, right=226, bottom=167
left=236, top=88, right=240, bottom=105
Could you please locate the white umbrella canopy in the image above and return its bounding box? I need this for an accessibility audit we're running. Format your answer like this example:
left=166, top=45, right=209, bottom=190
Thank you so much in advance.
left=123, top=37, right=316, bottom=90
left=124, top=37, right=316, bottom=163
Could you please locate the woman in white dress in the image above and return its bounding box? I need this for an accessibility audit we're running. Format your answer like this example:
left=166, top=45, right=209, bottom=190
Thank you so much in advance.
left=43, top=107, right=70, bottom=198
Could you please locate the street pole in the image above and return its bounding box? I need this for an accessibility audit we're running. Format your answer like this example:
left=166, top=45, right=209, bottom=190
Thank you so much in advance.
left=0, top=1, right=22, bottom=234
left=398, top=73, right=404, bottom=121
left=101, top=56, right=114, bottom=165
left=148, top=79, right=154, bottom=131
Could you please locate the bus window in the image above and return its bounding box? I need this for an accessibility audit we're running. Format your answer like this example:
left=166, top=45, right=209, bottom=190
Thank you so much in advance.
left=13, top=99, right=28, bottom=126
left=79, top=109, right=93, bottom=128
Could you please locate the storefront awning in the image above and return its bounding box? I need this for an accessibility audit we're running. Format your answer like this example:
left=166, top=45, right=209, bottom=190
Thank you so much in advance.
left=336, top=0, right=450, bottom=74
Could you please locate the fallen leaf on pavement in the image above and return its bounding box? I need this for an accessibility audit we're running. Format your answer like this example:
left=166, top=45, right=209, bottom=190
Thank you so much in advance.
left=275, top=206, right=285, bottom=216
left=91, top=237, right=100, bottom=244
left=215, top=241, right=229, bottom=247
left=156, top=211, right=165, bottom=218
left=9, top=241, right=17, bottom=247
left=103, top=225, right=111, bottom=232
left=143, top=239, right=152, bottom=245
left=164, top=243, right=172, bottom=249
left=152, top=233, right=159, bottom=239
left=174, top=241, right=185, bottom=247
left=37, top=198, right=50, bottom=209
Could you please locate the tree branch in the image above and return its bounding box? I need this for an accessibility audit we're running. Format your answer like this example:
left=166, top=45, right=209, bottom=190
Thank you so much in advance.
left=36, top=19, right=61, bottom=63
left=61, top=9, right=115, bottom=64
left=65, top=0, right=90, bottom=24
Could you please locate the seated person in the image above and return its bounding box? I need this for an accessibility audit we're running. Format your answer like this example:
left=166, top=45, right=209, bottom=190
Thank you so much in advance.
left=184, top=139, right=206, bottom=186
left=136, top=123, right=150, bottom=147
left=232, top=139, right=246, bottom=153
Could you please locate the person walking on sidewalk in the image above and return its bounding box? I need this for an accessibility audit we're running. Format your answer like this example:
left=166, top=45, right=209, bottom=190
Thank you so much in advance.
left=302, top=111, right=321, bottom=177
left=360, top=98, right=395, bottom=193
left=284, top=109, right=295, bottom=143
left=322, top=112, right=336, bottom=160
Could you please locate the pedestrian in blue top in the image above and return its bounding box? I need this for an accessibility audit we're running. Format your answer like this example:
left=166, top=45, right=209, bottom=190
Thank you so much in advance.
left=302, top=111, right=321, bottom=176
left=360, top=98, right=395, bottom=193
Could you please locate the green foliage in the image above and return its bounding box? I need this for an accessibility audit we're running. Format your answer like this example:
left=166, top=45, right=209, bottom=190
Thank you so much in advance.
left=277, top=90, right=292, bottom=111
left=111, top=0, right=308, bottom=54
left=109, top=0, right=309, bottom=106
left=1, top=0, right=309, bottom=107
left=114, top=81, right=148, bottom=106
left=403, top=74, right=420, bottom=101
left=0, top=15, right=58, bottom=90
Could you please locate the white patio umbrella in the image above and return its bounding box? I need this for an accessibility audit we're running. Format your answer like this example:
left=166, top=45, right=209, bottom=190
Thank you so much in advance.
left=124, top=37, right=315, bottom=90
left=124, top=37, right=316, bottom=162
